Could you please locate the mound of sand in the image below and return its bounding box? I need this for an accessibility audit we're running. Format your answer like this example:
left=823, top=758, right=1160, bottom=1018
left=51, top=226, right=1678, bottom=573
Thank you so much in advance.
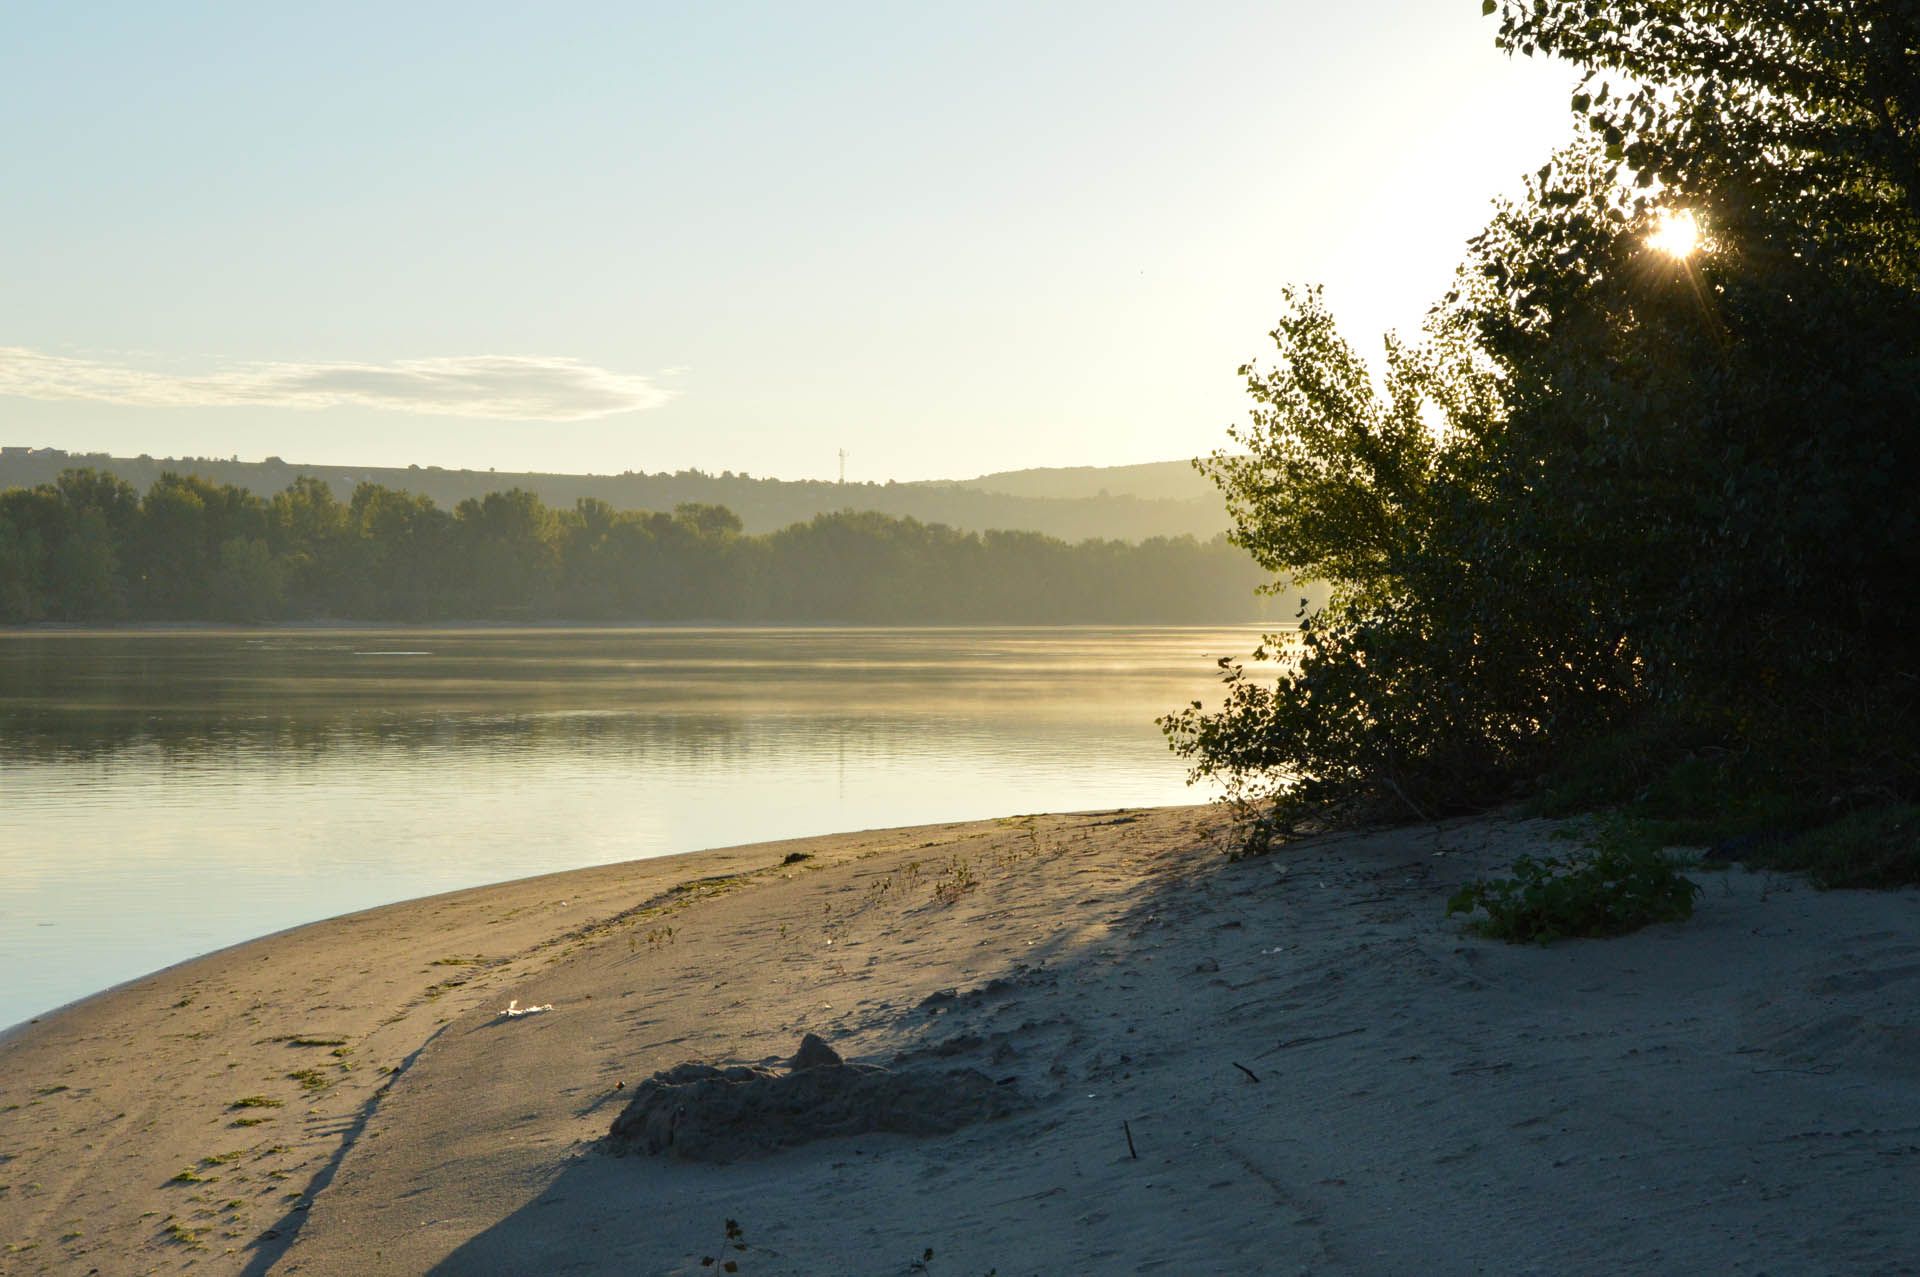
left=606, top=1034, right=1021, bottom=1162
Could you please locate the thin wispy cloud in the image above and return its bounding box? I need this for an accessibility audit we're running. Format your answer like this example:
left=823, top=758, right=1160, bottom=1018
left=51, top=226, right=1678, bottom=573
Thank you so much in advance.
left=0, top=348, right=673, bottom=421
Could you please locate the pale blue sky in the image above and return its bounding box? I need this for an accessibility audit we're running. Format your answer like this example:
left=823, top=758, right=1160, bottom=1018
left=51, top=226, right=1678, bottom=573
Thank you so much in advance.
left=2, top=2, right=1574, bottom=481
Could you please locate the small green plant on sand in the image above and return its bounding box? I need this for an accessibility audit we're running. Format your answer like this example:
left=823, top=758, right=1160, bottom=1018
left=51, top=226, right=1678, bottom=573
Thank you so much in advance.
left=1448, top=827, right=1700, bottom=944
left=161, top=1220, right=203, bottom=1249
left=931, top=856, right=977, bottom=905
left=906, top=1247, right=995, bottom=1276
left=230, top=1095, right=283, bottom=1110
left=700, top=1217, right=748, bottom=1272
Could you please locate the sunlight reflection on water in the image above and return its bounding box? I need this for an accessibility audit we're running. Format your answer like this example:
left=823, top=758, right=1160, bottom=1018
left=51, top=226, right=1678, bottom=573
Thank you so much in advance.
left=0, top=625, right=1276, bottom=1028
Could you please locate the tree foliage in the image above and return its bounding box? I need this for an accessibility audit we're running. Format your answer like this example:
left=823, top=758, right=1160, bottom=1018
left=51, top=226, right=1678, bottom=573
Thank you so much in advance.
left=1490, top=0, right=1920, bottom=263
left=0, top=470, right=1282, bottom=625
left=1168, top=2, right=1920, bottom=827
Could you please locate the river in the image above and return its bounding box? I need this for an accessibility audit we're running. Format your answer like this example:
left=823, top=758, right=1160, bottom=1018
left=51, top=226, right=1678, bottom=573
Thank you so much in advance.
left=0, top=625, right=1269, bottom=1028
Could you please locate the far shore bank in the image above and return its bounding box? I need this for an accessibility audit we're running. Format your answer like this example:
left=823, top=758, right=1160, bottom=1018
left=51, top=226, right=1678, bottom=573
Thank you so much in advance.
left=0, top=618, right=1282, bottom=636
left=3, top=805, right=1917, bottom=1275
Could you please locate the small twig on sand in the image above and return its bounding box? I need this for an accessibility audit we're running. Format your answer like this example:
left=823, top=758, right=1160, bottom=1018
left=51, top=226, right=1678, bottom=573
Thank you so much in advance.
left=1231, top=1061, right=1262, bottom=1084
left=1257, top=1026, right=1366, bottom=1058
left=1123, top=1120, right=1139, bottom=1160
left=983, top=1186, right=1065, bottom=1210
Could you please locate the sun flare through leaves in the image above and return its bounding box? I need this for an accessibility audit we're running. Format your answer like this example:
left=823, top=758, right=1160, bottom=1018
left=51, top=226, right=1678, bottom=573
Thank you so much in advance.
left=1647, top=208, right=1702, bottom=260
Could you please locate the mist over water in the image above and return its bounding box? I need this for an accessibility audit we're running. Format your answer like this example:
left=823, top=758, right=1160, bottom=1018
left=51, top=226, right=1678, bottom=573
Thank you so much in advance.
left=0, top=626, right=1269, bottom=1029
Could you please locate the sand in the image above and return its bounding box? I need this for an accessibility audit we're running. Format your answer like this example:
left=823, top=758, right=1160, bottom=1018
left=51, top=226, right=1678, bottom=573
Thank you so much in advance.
left=2, top=805, right=1917, bottom=1275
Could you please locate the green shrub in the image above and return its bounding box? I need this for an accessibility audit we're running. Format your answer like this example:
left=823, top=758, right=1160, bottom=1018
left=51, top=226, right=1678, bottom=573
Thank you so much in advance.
left=1447, top=833, right=1701, bottom=944
left=1526, top=727, right=1686, bottom=818
left=1748, top=804, right=1920, bottom=890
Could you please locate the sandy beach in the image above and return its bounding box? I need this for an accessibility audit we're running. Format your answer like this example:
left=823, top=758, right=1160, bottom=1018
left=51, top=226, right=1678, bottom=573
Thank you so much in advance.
left=3, top=804, right=1917, bottom=1275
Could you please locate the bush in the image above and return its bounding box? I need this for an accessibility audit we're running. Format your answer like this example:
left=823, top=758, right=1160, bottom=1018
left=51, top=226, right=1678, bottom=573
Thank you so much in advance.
left=1446, top=830, right=1701, bottom=944
left=1530, top=751, right=1919, bottom=891
left=1747, top=804, right=1920, bottom=891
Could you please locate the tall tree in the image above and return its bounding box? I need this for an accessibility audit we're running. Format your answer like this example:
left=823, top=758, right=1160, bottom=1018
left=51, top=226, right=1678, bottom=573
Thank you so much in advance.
left=1168, top=2, right=1920, bottom=823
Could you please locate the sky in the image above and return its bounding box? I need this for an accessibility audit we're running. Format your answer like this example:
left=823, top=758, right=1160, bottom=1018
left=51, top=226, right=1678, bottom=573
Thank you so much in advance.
left=1, top=2, right=1577, bottom=482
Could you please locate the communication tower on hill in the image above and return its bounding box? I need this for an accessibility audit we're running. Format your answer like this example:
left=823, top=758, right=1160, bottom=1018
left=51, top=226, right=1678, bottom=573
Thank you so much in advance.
left=838, top=448, right=847, bottom=484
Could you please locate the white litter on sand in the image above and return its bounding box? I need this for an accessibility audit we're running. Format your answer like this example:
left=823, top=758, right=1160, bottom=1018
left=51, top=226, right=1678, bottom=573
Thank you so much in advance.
left=501, top=999, right=553, bottom=1018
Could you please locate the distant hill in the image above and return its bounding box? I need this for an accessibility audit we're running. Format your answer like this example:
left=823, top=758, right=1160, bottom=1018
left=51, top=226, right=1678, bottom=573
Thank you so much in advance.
left=950, top=459, right=1216, bottom=503
left=0, top=448, right=1230, bottom=543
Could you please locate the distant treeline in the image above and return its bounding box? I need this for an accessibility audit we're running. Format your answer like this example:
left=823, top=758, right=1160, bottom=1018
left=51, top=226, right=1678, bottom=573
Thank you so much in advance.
left=0, top=470, right=1289, bottom=624
left=0, top=450, right=1227, bottom=543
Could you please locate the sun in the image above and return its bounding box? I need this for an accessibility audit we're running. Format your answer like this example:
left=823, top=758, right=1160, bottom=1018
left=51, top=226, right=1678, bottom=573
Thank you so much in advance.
left=1649, top=208, right=1702, bottom=260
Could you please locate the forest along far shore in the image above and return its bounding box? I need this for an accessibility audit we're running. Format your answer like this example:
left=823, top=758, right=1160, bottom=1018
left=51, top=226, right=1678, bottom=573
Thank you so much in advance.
left=0, top=450, right=1230, bottom=541
left=0, top=460, right=1319, bottom=625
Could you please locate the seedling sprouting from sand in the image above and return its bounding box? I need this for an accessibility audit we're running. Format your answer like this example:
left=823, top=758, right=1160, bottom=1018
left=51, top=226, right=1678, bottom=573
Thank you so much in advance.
left=160, top=1220, right=204, bottom=1249
left=861, top=858, right=935, bottom=909
left=286, top=1069, right=331, bottom=1093
left=904, top=1249, right=995, bottom=1276
left=991, top=823, right=1044, bottom=872
left=932, top=856, right=977, bottom=904
left=700, top=1217, right=748, bottom=1271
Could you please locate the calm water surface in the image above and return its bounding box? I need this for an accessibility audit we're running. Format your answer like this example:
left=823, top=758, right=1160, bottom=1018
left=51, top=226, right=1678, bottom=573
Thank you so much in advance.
left=0, top=626, right=1267, bottom=1029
